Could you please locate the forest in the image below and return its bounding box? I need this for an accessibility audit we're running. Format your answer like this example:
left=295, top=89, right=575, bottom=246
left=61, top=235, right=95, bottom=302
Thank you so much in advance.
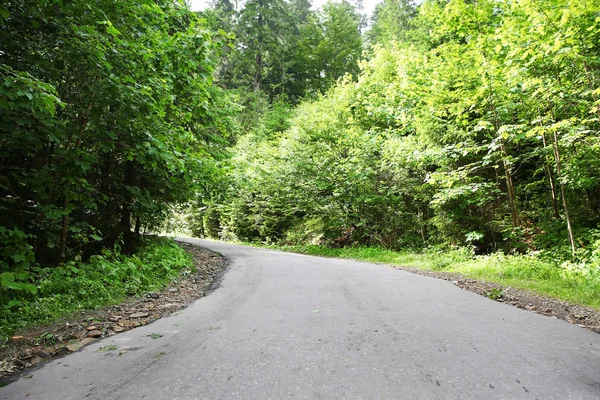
left=201, top=0, right=600, bottom=267
left=1, top=0, right=600, bottom=337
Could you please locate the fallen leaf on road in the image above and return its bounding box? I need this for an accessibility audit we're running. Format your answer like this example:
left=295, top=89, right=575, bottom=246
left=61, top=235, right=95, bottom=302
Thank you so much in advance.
left=147, top=333, right=163, bottom=339
left=96, top=345, right=117, bottom=353
left=66, top=338, right=96, bottom=352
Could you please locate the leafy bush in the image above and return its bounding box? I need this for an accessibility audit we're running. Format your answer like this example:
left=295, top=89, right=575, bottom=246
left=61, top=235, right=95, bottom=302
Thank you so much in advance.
left=0, top=227, right=37, bottom=296
left=0, top=237, right=192, bottom=340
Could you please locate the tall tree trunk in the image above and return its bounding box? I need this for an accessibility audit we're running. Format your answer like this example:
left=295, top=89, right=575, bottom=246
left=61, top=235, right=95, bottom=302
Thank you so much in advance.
left=500, top=140, right=520, bottom=228
left=420, top=202, right=428, bottom=244
left=120, top=160, right=135, bottom=253
left=486, top=65, right=520, bottom=228
left=541, top=132, right=560, bottom=219
left=253, top=1, right=263, bottom=93
left=254, top=52, right=262, bottom=93
left=99, top=152, right=112, bottom=232
left=58, top=197, right=69, bottom=264
left=134, top=216, right=142, bottom=236
left=551, top=129, right=576, bottom=256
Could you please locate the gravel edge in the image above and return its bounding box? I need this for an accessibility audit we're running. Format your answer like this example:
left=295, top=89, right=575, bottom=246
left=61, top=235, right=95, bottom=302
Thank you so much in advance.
left=0, top=242, right=227, bottom=383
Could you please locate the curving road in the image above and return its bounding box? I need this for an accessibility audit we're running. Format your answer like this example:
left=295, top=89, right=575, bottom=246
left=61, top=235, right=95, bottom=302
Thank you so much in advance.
left=2, top=238, right=599, bottom=399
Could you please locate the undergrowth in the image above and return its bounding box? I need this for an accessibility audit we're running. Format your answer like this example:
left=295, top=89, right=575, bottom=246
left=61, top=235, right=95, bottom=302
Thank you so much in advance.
left=0, top=237, right=193, bottom=341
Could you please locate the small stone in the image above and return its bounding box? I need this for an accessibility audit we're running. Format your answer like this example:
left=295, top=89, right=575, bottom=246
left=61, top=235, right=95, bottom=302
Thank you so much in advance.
left=86, top=330, right=102, bottom=338
left=65, top=343, right=80, bottom=352
left=107, top=330, right=116, bottom=337
left=66, top=338, right=95, bottom=352
left=22, top=348, right=33, bottom=359
left=130, top=312, right=149, bottom=318
left=545, top=308, right=552, bottom=313
left=157, top=303, right=181, bottom=311
left=109, top=316, right=122, bottom=322
left=30, top=357, right=43, bottom=366
left=86, top=326, right=98, bottom=331
left=113, top=325, right=125, bottom=333
left=35, top=350, right=51, bottom=359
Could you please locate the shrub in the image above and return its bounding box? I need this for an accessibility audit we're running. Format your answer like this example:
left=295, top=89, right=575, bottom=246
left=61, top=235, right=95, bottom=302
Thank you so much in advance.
left=0, top=237, right=192, bottom=340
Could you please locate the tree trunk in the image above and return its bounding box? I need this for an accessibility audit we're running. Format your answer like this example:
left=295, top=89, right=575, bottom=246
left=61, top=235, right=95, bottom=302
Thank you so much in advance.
left=486, top=65, right=520, bottom=228
left=98, top=152, right=112, bottom=232
left=500, top=140, right=520, bottom=228
left=253, top=2, right=263, bottom=93
left=58, top=197, right=69, bottom=264
left=135, top=216, right=141, bottom=235
left=551, top=129, right=576, bottom=256
left=120, top=160, right=135, bottom=253
left=541, top=132, right=560, bottom=219
left=420, top=202, right=428, bottom=244
left=254, top=52, right=262, bottom=93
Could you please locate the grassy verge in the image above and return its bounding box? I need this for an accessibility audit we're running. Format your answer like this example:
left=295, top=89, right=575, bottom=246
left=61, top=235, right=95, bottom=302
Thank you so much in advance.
left=0, top=237, right=193, bottom=341
left=264, top=244, right=600, bottom=310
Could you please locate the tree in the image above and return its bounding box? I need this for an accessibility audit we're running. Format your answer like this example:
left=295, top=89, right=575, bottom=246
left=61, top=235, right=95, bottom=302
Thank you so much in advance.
left=213, top=0, right=600, bottom=260
left=368, top=0, right=417, bottom=46
left=318, top=1, right=363, bottom=85
left=0, top=0, right=232, bottom=275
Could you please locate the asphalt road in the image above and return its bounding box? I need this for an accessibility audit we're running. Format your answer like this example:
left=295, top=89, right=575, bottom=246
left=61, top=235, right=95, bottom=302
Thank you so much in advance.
left=2, top=238, right=600, bottom=399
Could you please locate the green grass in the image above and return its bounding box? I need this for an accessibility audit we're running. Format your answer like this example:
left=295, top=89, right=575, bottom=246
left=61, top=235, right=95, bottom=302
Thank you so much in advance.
left=263, top=244, right=600, bottom=310
left=0, top=237, right=193, bottom=341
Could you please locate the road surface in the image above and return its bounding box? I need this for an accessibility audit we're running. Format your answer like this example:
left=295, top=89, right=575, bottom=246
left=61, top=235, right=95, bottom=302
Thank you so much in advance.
left=2, top=238, right=599, bottom=399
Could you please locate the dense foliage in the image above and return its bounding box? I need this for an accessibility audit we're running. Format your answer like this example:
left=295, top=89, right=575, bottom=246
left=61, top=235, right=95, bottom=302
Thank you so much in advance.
left=0, top=237, right=192, bottom=339
left=0, top=1, right=232, bottom=296
left=211, top=0, right=363, bottom=101
left=200, top=0, right=364, bottom=145
left=206, top=0, right=600, bottom=275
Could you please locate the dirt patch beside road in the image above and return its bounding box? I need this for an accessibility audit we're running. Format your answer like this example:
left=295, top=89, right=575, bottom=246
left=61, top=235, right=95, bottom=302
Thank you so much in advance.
left=0, top=242, right=227, bottom=383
